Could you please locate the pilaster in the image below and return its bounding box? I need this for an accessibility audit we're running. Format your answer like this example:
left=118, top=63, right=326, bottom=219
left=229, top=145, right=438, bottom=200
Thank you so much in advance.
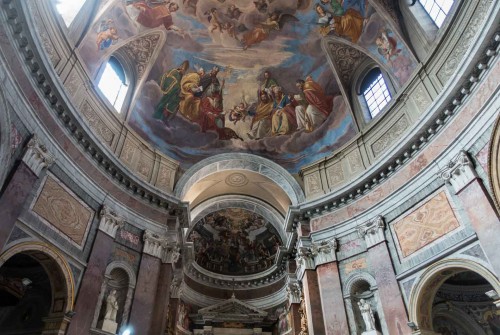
left=358, top=216, right=411, bottom=335
left=439, top=150, right=500, bottom=274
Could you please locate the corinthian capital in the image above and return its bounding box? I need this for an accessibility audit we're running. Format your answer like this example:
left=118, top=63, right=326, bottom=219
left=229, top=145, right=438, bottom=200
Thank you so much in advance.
left=438, top=150, right=478, bottom=194
left=98, top=206, right=124, bottom=238
left=162, top=242, right=181, bottom=264
left=311, top=238, right=338, bottom=265
left=358, top=216, right=385, bottom=248
left=22, top=135, right=54, bottom=176
left=143, top=230, right=167, bottom=258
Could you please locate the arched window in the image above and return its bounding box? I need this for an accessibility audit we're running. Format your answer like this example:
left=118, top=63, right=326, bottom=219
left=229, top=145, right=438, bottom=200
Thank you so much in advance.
left=53, top=0, right=87, bottom=27
left=360, top=68, right=392, bottom=119
left=97, top=56, right=129, bottom=113
left=419, top=0, right=454, bottom=28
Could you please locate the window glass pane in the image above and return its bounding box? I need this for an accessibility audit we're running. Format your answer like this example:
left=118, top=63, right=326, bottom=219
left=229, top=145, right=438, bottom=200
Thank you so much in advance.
left=54, top=0, right=86, bottom=27
left=419, top=0, right=453, bottom=28
left=363, top=72, right=391, bottom=119
left=98, top=59, right=128, bottom=113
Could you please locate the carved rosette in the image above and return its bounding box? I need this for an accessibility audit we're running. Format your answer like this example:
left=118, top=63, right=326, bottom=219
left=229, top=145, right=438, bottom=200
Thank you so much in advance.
left=22, top=135, right=55, bottom=176
left=311, top=238, right=338, bottom=266
left=358, top=216, right=386, bottom=248
left=98, top=206, right=124, bottom=238
left=438, top=150, right=478, bottom=194
left=286, top=281, right=302, bottom=304
left=162, top=242, right=181, bottom=264
left=143, top=230, right=167, bottom=258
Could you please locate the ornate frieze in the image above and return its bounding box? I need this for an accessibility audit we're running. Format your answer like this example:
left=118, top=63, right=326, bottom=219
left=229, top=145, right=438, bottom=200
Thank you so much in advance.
left=143, top=230, right=167, bottom=258
left=358, top=216, right=386, bottom=248
left=438, top=150, right=478, bottom=194
left=98, top=206, right=124, bottom=238
left=22, top=136, right=54, bottom=177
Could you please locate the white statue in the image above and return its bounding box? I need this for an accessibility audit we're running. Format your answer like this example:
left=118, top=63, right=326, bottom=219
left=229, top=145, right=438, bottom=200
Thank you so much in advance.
left=104, top=289, right=119, bottom=321
left=358, top=299, right=376, bottom=331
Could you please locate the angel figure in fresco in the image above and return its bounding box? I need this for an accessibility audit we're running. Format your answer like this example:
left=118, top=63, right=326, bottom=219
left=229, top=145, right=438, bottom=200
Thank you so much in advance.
left=226, top=4, right=242, bottom=20
left=96, top=19, right=119, bottom=51
left=205, top=8, right=223, bottom=33
left=127, top=1, right=183, bottom=33
left=241, top=12, right=299, bottom=50
left=376, top=29, right=401, bottom=64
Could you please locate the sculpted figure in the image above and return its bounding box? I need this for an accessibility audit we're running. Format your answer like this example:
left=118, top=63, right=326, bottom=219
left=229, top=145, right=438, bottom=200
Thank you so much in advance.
left=358, top=299, right=376, bottom=331
left=104, top=289, right=119, bottom=321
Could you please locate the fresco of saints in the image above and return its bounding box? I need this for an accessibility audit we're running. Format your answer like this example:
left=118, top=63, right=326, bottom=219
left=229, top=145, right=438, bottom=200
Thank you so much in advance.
left=294, top=77, right=333, bottom=132
left=178, top=68, right=204, bottom=122
left=241, top=12, right=298, bottom=50
left=271, top=86, right=297, bottom=136
left=330, top=7, right=364, bottom=43
left=128, top=1, right=182, bottom=32
left=200, top=67, right=225, bottom=134
left=248, top=91, right=273, bottom=139
left=259, top=71, right=278, bottom=97
left=154, top=61, right=189, bottom=122
left=320, top=0, right=345, bottom=16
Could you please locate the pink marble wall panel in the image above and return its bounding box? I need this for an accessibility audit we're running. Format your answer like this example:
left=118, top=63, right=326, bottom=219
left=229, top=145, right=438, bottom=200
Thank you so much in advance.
left=311, top=59, right=500, bottom=232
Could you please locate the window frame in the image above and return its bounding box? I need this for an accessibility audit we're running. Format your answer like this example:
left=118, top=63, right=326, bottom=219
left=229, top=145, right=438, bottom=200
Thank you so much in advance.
left=95, top=53, right=135, bottom=118
left=351, top=61, right=397, bottom=129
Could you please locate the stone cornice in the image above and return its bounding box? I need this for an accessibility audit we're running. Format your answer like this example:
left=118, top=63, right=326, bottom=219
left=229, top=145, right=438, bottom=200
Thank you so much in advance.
left=22, top=135, right=54, bottom=176
left=98, top=206, right=124, bottom=238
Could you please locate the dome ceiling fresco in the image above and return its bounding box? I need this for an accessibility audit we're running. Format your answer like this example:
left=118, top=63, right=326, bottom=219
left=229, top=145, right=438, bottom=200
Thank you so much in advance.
left=78, top=0, right=416, bottom=173
left=187, top=208, right=282, bottom=275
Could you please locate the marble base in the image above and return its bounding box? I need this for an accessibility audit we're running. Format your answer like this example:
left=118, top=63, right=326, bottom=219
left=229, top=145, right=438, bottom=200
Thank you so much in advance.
left=98, top=319, right=117, bottom=334
left=362, top=330, right=382, bottom=335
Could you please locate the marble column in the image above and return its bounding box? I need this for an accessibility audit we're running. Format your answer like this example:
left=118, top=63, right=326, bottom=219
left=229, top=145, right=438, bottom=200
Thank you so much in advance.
left=149, top=242, right=179, bottom=335
left=67, top=207, right=124, bottom=335
left=128, top=230, right=166, bottom=334
left=359, top=216, right=411, bottom=335
left=314, top=239, right=349, bottom=335
left=439, top=151, right=500, bottom=275
left=296, top=237, right=325, bottom=335
left=0, top=136, right=54, bottom=249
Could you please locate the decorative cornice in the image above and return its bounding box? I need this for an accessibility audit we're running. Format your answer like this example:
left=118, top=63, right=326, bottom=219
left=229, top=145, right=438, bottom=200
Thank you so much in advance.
left=22, top=135, right=54, bottom=176
left=358, top=216, right=386, bottom=248
left=143, top=230, right=167, bottom=258
left=98, top=206, right=124, bottom=238
left=438, top=150, right=478, bottom=194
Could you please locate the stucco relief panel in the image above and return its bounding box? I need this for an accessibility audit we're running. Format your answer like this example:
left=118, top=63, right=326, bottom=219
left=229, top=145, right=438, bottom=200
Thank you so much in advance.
left=411, top=84, right=432, bottom=113
left=29, top=2, right=60, bottom=67
left=371, top=114, right=410, bottom=157
left=305, top=171, right=323, bottom=197
left=155, top=163, right=174, bottom=192
left=436, top=0, right=493, bottom=84
left=326, top=161, right=345, bottom=188
left=31, top=176, right=94, bottom=247
left=393, top=191, right=460, bottom=258
left=80, top=101, right=115, bottom=146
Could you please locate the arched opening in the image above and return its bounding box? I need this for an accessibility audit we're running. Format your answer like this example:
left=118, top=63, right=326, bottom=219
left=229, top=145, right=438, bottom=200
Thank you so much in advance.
left=53, top=0, right=87, bottom=27
left=0, top=254, right=51, bottom=334
left=98, top=56, right=129, bottom=114
left=409, top=259, right=500, bottom=334
left=359, top=67, right=392, bottom=120
left=0, top=243, right=74, bottom=335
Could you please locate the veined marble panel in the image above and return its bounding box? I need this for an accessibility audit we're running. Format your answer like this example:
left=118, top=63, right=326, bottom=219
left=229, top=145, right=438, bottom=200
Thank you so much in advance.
left=32, top=175, right=94, bottom=247
left=394, top=191, right=460, bottom=257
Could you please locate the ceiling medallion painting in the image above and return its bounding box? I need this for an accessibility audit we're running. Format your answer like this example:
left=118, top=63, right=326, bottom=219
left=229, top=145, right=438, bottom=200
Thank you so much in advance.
left=187, top=208, right=282, bottom=275
left=78, top=0, right=416, bottom=172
